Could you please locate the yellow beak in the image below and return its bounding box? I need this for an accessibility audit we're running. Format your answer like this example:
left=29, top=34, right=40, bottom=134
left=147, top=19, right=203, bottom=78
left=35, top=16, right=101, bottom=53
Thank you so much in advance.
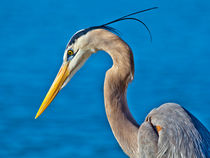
left=35, top=62, right=70, bottom=119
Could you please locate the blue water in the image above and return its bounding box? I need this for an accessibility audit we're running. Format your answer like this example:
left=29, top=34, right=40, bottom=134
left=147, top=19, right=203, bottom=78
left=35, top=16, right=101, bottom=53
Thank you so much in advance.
left=0, top=0, right=209, bottom=157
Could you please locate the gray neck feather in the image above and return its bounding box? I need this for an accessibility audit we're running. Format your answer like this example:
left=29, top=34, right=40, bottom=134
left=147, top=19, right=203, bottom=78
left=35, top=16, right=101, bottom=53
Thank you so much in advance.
left=89, top=29, right=140, bottom=157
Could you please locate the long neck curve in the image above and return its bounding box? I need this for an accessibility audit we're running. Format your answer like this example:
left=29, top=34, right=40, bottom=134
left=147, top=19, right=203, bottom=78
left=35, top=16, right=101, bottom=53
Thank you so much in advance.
left=89, top=29, right=140, bottom=157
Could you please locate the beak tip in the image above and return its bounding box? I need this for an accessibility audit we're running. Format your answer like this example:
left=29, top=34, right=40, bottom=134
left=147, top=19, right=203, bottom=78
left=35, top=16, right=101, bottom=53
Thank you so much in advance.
left=35, top=112, right=40, bottom=119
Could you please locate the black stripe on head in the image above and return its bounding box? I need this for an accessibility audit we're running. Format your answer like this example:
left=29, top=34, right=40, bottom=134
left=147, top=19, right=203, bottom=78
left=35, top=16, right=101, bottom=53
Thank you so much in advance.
left=67, top=26, right=117, bottom=46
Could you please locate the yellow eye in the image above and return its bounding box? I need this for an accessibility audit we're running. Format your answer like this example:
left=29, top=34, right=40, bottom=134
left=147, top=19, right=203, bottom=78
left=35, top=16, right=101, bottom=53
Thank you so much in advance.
left=67, top=50, right=74, bottom=56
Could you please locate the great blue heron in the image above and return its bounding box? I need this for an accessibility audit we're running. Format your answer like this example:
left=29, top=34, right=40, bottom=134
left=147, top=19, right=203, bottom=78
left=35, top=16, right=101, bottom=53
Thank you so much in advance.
left=35, top=8, right=210, bottom=158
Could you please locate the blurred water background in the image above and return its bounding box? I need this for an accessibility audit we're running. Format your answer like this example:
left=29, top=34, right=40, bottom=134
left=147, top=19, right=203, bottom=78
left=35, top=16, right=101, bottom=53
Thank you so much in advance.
left=0, top=0, right=209, bottom=157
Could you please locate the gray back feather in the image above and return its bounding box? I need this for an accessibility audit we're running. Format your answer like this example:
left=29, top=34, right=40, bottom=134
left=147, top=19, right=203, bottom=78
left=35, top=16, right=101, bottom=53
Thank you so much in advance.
left=143, top=103, right=209, bottom=158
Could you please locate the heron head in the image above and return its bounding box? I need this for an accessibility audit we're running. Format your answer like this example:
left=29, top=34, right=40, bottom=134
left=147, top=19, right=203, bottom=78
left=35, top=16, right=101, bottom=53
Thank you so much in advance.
left=35, top=7, right=157, bottom=119
left=35, top=28, right=98, bottom=119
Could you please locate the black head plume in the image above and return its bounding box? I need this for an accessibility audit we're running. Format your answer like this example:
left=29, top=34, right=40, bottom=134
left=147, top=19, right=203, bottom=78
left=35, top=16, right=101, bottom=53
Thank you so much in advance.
left=98, top=7, right=158, bottom=41
left=68, top=7, right=157, bottom=46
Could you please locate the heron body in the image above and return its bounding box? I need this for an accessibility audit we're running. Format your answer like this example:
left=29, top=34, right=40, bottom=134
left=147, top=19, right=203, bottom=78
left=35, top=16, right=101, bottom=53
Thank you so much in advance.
left=35, top=10, right=210, bottom=158
left=91, top=29, right=210, bottom=157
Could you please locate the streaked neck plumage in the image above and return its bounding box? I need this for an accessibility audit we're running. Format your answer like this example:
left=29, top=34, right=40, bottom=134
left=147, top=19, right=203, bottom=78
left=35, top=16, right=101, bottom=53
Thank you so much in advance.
left=89, top=29, right=140, bottom=157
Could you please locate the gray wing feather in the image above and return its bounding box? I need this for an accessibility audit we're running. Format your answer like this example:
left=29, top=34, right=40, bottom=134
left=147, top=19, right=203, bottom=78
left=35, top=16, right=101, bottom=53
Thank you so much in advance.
left=138, top=103, right=210, bottom=158
left=138, top=121, right=158, bottom=158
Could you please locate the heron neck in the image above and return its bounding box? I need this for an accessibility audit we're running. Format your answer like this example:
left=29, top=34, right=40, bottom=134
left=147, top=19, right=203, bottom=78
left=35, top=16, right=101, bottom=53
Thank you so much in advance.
left=92, top=29, right=139, bottom=157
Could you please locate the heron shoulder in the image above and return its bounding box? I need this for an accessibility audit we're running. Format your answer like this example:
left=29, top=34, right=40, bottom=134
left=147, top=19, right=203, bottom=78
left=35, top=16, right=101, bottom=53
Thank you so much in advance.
left=139, top=103, right=209, bottom=158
